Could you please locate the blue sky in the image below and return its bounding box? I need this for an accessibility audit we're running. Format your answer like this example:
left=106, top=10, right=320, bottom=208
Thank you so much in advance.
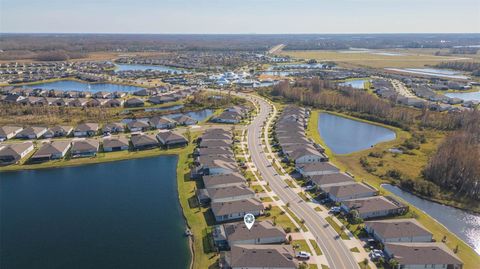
left=1, top=0, right=479, bottom=33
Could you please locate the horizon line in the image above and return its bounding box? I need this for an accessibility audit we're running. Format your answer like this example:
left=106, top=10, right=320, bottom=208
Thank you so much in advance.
left=2, top=32, right=480, bottom=35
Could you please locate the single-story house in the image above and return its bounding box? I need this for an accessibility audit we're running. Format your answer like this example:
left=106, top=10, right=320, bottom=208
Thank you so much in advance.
left=0, top=142, right=35, bottom=165
left=364, top=219, right=433, bottom=243
left=198, top=139, right=232, bottom=149
left=156, top=130, right=188, bottom=147
left=71, top=139, right=100, bottom=158
left=322, top=182, right=378, bottom=202
left=15, top=126, right=48, bottom=139
left=296, top=162, right=340, bottom=177
left=43, top=126, right=73, bottom=138
left=102, top=123, right=125, bottom=134
left=74, top=123, right=99, bottom=137
left=287, top=146, right=328, bottom=164
left=130, top=134, right=159, bottom=150
left=205, top=185, right=256, bottom=203
left=173, top=115, right=197, bottom=126
left=309, top=173, right=355, bottom=188
left=211, top=111, right=242, bottom=124
left=341, top=196, right=408, bottom=219
left=126, top=120, right=150, bottom=132
left=149, top=116, right=176, bottom=129
left=222, top=245, right=296, bottom=269
left=103, top=136, right=130, bottom=152
left=384, top=242, right=463, bottom=269
left=213, top=220, right=286, bottom=249
left=124, top=97, right=145, bottom=107
left=30, top=141, right=71, bottom=162
left=195, top=147, right=234, bottom=158
left=0, top=126, right=23, bottom=141
left=196, top=155, right=238, bottom=175
left=211, top=198, right=264, bottom=223
left=203, top=173, right=246, bottom=189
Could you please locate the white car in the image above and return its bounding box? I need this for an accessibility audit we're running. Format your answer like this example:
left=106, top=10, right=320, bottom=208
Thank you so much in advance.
left=329, top=207, right=341, bottom=213
left=305, top=185, right=315, bottom=191
left=296, top=251, right=311, bottom=259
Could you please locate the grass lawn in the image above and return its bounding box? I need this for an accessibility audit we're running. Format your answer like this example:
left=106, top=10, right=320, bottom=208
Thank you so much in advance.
left=350, top=247, right=360, bottom=253
left=298, top=192, right=309, bottom=202
left=309, top=239, right=323, bottom=255
left=358, top=262, right=372, bottom=269
left=259, top=206, right=297, bottom=232
left=250, top=184, right=266, bottom=193
left=314, top=207, right=323, bottom=212
left=321, top=265, right=329, bottom=269
left=306, top=110, right=480, bottom=269
left=325, top=216, right=349, bottom=240
left=279, top=49, right=467, bottom=69
left=285, top=179, right=296, bottom=188
left=282, top=206, right=308, bottom=232
left=291, top=239, right=310, bottom=252
left=260, top=196, right=273, bottom=202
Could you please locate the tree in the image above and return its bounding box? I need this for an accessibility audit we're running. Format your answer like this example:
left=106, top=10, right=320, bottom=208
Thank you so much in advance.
left=388, top=258, right=399, bottom=269
left=185, top=127, right=192, bottom=143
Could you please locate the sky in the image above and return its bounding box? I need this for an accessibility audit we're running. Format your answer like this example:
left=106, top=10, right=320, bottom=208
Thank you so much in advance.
left=1, top=0, right=479, bottom=34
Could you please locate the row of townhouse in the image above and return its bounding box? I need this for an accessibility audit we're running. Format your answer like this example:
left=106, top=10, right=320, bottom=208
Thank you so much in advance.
left=0, top=114, right=197, bottom=142
left=191, top=128, right=298, bottom=269
left=275, top=105, right=463, bottom=269
left=0, top=130, right=188, bottom=166
left=273, top=106, right=328, bottom=166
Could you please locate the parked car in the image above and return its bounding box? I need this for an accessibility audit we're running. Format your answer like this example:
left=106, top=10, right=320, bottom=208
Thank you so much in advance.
left=305, top=185, right=315, bottom=191
left=329, top=206, right=341, bottom=213
left=296, top=251, right=311, bottom=259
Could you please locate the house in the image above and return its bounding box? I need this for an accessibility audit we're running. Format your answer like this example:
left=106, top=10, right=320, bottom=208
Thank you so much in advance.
left=195, top=147, right=234, bottom=158
left=309, top=173, right=355, bottom=188
left=213, top=220, right=286, bottom=249
left=130, top=134, right=158, bottom=150
left=173, top=115, right=197, bottom=126
left=102, top=123, right=125, bottom=134
left=74, top=123, right=99, bottom=137
left=103, top=136, right=130, bottom=152
left=149, top=116, right=176, bottom=129
left=0, top=126, right=23, bottom=141
left=384, top=243, right=463, bottom=269
left=156, top=130, right=188, bottom=147
left=100, top=99, right=123, bottom=108
left=211, top=198, right=264, bottom=222
left=43, top=126, right=73, bottom=138
left=205, top=185, right=255, bottom=203
left=287, top=146, right=328, bottom=164
left=198, top=139, right=231, bottom=149
left=341, top=196, right=408, bottom=219
left=211, top=111, right=242, bottom=124
left=296, top=162, right=340, bottom=177
left=71, top=139, right=100, bottom=158
left=126, top=120, right=150, bottom=132
left=322, top=182, right=378, bottom=202
left=147, top=95, right=175, bottom=104
left=0, top=142, right=34, bottom=165
left=133, top=88, right=150, bottom=96
left=124, top=97, right=145, bottom=107
left=364, top=219, right=433, bottom=243
left=15, top=126, right=48, bottom=139
left=30, top=141, right=71, bottom=162
left=196, top=155, right=238, bottom=175
left=203, top=173, right=246, bottom=189
left=222, top=245, right=296, bottom=269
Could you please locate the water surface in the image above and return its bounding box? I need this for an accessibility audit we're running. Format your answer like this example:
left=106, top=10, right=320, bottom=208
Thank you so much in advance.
left=318, top=113, right=396, bottom=154
left=382, top=184, right=480, bottom=255
left=339, top=79, right=369, bottom=89
left=23, top=80, right=145, bottom=93
left=0, top=156, right=190, bottom=269
left=445, top=91, right=480, bottom=102
left=115, top=64, right=187, bottom=74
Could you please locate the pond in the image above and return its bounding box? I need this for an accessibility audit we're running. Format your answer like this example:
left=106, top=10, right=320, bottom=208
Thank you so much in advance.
left=445, top=91, right=480, bottom=102
left=339, top=79, right=369, bottom=89
left=23, top=80, right=145, bottom=93
left=382, top=184, right=480, bottom=255
left=0, top=156, right=190, bottom=269
left=115, top=64, right=188, bottom=74
left=145, top=104, right=185, bottom=112
left=318, top=113, right=396, bottom=154
left=122, top=109, right=214, bottom=124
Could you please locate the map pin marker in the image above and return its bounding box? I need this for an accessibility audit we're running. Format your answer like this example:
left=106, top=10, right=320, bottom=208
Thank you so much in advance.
left=244, top=213, right=255, bottom=230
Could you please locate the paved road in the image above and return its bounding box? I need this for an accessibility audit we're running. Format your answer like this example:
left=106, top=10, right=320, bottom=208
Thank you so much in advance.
left=244, top=94, right=359, bottom=269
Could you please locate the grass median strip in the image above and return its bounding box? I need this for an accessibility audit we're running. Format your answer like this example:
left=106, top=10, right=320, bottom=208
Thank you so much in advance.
left=282, top=206, right=308, bottom=232
left=309, top=239, right=323, bottom=255
left=325, top=216, right=349, bottom=240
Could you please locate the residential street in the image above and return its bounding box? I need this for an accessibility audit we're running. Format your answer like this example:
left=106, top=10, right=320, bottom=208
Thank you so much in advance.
left=243, top=93, right=360, bottom=269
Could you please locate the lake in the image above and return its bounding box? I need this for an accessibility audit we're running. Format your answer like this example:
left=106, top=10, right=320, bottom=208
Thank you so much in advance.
left=445, top=91, right=480, bottom=102
left=122, top=109, right=214, bottom=124
left=382, top=184, right=480, bottom=255
left=339, top=79, right=369, bottom=89
left=318, top=113, right=396, bottom=154
left=0, top=156, right=190, bottom=269
left=115, top=64, right=188, bottom=74
left=23, top=80, right=145, bottom=93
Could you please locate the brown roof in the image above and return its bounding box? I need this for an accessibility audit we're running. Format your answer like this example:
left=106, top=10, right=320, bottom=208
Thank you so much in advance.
left=385, top=242, right=462, bottom=265
left=206, top=185, right=255, bottom=200
left=103, top=136, right=129, bottom=148
left=32, top=141, right=71, bottom=158
left=0, top=126, right=22, bottom=137
left=365, top=219, right=432, bottom=240
left=130, top=134, right=158, bottom=147
left=224, top=220, right=286, bottom=242
left=310, top=173, right=355, bottom=187
left=211, top=198, right=263, bottom=216
left=203, top=173, right=246, bottom=188
left=227, top=244, right=296, bottom=268
left=323, top=182, right=377, bottom=198
left=72, top=139, right=99, bottom=152
left=75, top=123, right=99, bottom=132
left=343, top=196, right=406, bottom=214
left=0, top=142, right=33, bottom=156
left=297, top=162, right=339, bottom=173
